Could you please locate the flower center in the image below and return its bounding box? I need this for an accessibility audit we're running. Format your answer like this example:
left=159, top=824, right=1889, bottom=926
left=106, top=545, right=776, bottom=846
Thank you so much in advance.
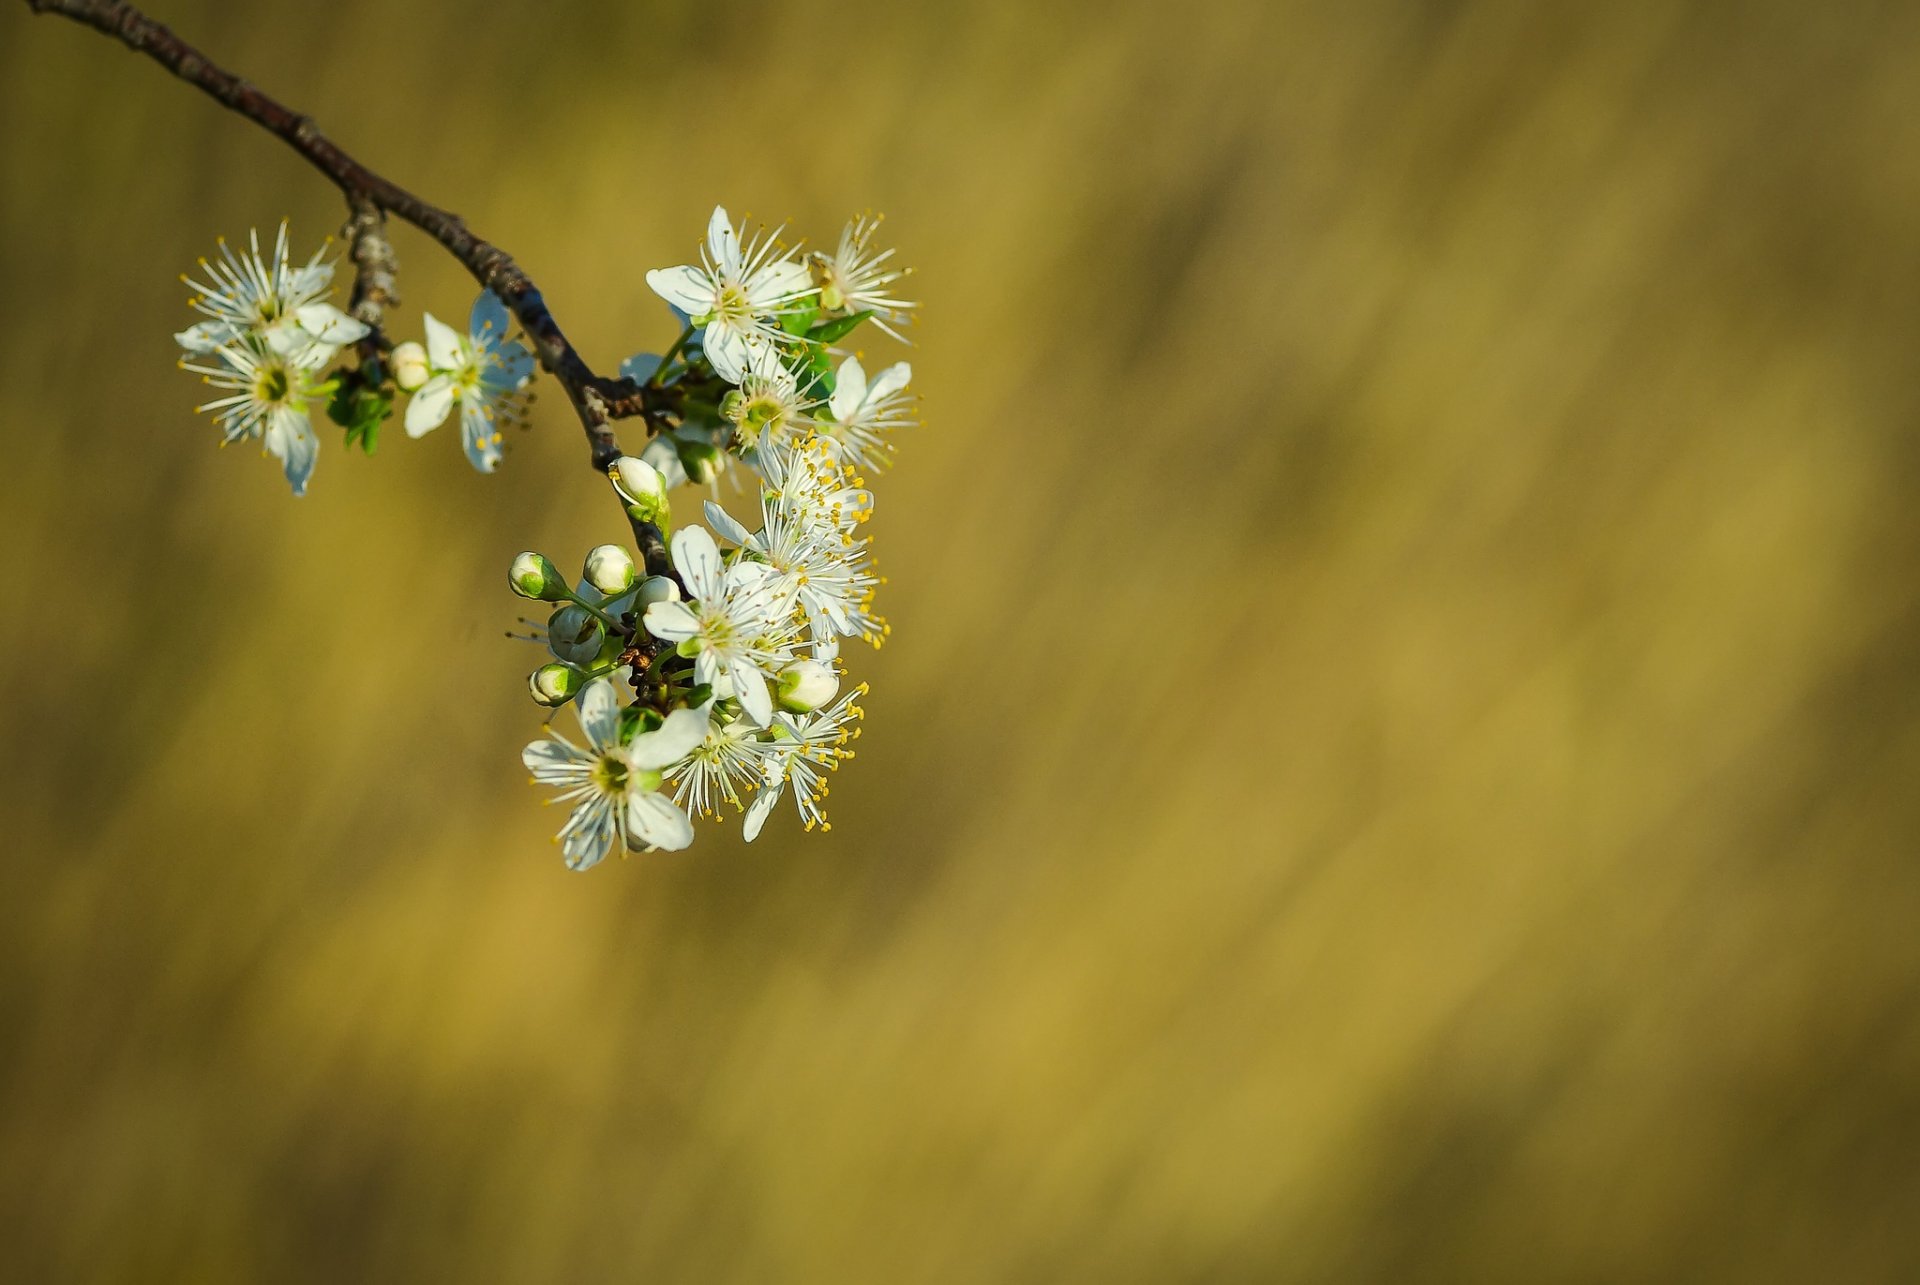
left=591, top=754, right=629, bottom=793
left=255, top=366, right=291, bottom=404
left=716, top=281, right=751, bottom=319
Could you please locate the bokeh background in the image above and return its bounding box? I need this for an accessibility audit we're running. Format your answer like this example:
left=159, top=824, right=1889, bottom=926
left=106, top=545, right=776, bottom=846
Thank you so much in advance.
left=4, top=0, right=1920, bottom=1279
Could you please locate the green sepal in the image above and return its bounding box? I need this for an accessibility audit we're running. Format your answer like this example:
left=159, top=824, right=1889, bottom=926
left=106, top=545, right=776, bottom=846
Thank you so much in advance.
left=806, top=310, right=873, bottom=345
left=327, top=373, right=393, bottom=456
left=682, top=682, right=714, bottom=708
left=780, top=303, right=821, bottom=337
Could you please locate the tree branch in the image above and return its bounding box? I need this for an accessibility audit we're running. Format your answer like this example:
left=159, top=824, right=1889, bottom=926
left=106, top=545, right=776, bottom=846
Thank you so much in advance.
left=25, top=0, right=674, bottom=482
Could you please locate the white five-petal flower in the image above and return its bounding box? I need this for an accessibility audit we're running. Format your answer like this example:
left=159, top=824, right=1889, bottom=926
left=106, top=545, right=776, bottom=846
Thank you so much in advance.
left=724, top=341, right=815, bottom=456
left=645, top=206, right=814, bottom=384
left=522, top=679, right=707, bottom=870
left=176, top=223, right=370, bottom=357
left=743, top=684, right=866, bottom=841
left=808, top=214, right=917, bottom=342
left=404, top=291, right=535, bottom=473
left=182, top=338, right=332, bottom=496
left=820, top=355, right=913, bottom=470
left=642, top=525, right=800, bottom=728
left=705, top=439, right=885, bottom=657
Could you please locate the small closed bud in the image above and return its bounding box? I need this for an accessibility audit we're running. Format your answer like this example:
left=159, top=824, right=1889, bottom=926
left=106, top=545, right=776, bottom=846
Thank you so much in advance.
left=529, top=662, right=584, bottom=707
left=677, top=438, right=723, bottom=486
left=583, top=543, right=637, bottom=596
left=509, top=552, right=571, bottom=601
left=546, top=605, right=606, bottom=667
left=777, top=660, right=840, bottom=713
left=609, top=456, right=665, bottom=509
left=634, top=575, right=680, bottom=610
left=391, top=340, right=430, bottom=393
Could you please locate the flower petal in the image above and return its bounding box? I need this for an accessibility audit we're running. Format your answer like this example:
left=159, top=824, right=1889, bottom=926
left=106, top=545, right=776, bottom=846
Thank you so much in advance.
left=629, top=706, right=709, bottom=770
left=422, top=311, right=464, bottom=369
left=484, top=341, right=534, bottom=393
left=263, top=408, right=318, bottom=497
left=470, top=290, right=511, bottom=342
left=561, top=805, right=616, bottom=871
left=867, top=361, right=912, bottom=402
left=670, top=525, right=725, bottom=601
left=523, top=735, right=590, bottom=783
left=646, top=265, right=715, bottom=317
left=295, top=303, right=371, bottom=347
left=706, top=206, right=740, bottom=274
left=640, top=436, right=689, bottom=489
left=703, top=500, right=755, bottom=547
left=830, top=356, right=867, bottom=422
left=461, top=402, right=503, bottom=474
left=626, top=791, right=694, bottom=852
left=405, top=378, right=456, bottom=437
left=174, top=320, right=231, bottom=354
left=733, top=662, right=773, bottom=728
left=748, top=259, right=813, bottom=307
left=643, top=600, right=700, bottom=643
left=742, top=780, right=781, bottom=842
left=573, top=678, right=621, bottom=751
left=701, top=322, right=752, bottom=385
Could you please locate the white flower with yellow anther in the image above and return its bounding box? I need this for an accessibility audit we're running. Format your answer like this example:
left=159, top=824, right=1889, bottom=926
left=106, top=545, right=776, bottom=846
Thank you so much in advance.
left=662, top=706, right=766, bottom=821
left=721, top=342, right=814, bottom=455
left=176, top=222, right=369, bottom=356
left=645, top=206, right=814, bottom=384
left=819, top=355, right=913, bottom=471
left=522, top=679, right=707, bottom=869
left=404, top=291, right=534, bottom=474
left=641, top=525, right=799, bottom=728
left=182, top=336, right=333, bottom=495
left=742, top=685, right=866, bottom=841
left=710, top=440, right=886, bottom=654
left=809, top=214, right=916, bottom=342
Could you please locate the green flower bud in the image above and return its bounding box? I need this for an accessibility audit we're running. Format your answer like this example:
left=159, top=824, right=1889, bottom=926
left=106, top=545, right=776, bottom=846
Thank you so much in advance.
left=582, top=543, right=637, bottom=596
left=609, top=456, right=666, bottom=509
left=509, top=552, right=571, bottom=602
left=777, top=660, right=840, bottom=713
left=547, top=605, right=607, bottom=667
left=677, top=438, right=723, bottom=486
left=390, top=340, right=430, bottom=393
left=529, top=662, right=584, bottom=707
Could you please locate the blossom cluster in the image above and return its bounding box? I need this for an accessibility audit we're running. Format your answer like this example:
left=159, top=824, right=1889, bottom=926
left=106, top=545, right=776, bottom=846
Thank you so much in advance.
left=169, top=204, right=916, bottom=868
left=513, top=206, right=916, bottom=867
left=175, top=223, right=536, bottom=492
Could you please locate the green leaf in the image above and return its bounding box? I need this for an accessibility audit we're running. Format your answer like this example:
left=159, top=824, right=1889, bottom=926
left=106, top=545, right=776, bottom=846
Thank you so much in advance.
left=806, top=310, right=873, bottom=345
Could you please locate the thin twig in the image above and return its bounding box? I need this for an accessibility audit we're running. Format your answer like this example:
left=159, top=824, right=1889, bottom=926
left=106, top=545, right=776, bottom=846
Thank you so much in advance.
left=24, top=0, right=673, bottom=507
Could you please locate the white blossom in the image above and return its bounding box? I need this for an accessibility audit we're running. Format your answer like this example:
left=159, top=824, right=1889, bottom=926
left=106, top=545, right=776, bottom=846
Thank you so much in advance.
left=722, top=341, right=815, bottom=455
left=522, top=679, right=706, bottom=869
left=809, top=214, right=916, bottom=342
left=176, top=222, right=368, bottom=356
left=645, top=206, right=814, bottom=384
left=743, top=685, right=866, bottom=841
left=182, top=337, right=332, bottom=495
left=404, top=291, right=534, bottom=473
left=819, top=355, right=913, bottom=470
left=641, top=525, right=799, bottom=727
left=663, top=707, right=766, bottom=821
left=710, top=439, right=885, bottom=655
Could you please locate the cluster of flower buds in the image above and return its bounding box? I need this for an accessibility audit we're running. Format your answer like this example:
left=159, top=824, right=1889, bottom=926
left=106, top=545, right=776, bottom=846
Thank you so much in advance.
left=512, top=206, right=917, bottom=868
left=175, top=222, right=535, bottom=491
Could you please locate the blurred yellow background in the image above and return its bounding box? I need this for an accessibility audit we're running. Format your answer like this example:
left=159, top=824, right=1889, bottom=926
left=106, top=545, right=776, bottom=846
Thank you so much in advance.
left=5, top=0, right=1920, bottom=1279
